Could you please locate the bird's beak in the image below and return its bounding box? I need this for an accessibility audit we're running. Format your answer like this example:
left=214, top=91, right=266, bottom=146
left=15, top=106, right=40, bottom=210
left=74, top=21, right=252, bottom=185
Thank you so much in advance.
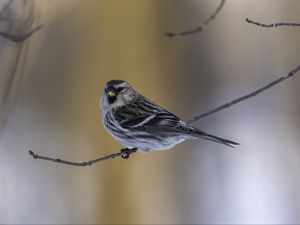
left=108, top=90, right=116, bottom=97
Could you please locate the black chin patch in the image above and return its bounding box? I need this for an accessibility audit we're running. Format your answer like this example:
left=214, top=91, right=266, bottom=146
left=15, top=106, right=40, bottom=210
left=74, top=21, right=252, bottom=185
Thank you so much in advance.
left=108, top=95, right=117, bottom=104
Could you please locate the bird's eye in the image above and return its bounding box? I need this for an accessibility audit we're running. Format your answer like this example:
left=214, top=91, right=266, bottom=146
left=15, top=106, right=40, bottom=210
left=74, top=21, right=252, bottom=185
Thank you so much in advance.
left=116, top=87, right=124, bottom=92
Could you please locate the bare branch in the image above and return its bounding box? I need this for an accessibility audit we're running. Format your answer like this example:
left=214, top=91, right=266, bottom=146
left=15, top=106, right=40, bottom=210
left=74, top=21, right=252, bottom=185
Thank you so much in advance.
left=187, top=63, right=300, bottom=124
left=0, top=25, right=42, bottom=43
left=166, top=0, right=225, bottom=37
left=246, top=18, right=300, bottom=28
left=28, top=148, right=138, bottom=167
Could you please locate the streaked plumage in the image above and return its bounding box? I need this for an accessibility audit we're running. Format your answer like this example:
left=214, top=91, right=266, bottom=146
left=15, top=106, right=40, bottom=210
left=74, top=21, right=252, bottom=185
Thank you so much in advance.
left=100, top=80, right=239, bottom=152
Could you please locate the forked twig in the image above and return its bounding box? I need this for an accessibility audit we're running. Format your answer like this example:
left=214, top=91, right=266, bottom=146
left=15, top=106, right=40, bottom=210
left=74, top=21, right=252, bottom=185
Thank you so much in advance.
left=29, top=148, right=137, bottom=167
left=246, top=18, right=300, bottom=28
left=166, top=0, right=225, bottom=37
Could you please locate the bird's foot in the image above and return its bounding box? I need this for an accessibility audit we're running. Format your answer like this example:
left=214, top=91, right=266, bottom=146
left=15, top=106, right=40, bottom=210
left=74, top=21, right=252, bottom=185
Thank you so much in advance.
left=120, top=148, right=137, bottom=159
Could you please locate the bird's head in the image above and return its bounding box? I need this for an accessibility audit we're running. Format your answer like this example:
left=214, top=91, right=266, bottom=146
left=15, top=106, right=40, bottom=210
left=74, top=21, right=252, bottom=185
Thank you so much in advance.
left=101, top=80, right=137, bottom=110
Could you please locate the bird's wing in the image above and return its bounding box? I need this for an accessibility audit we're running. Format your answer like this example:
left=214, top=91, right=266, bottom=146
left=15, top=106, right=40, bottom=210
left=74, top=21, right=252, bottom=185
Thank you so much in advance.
left=116, top=107, right=178, bottom=129
left=115, top=101, right=207, bottom=136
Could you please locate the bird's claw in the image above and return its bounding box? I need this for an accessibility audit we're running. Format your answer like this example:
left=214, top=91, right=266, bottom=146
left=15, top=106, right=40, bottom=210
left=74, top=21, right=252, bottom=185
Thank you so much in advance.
left=120, top=148, right=137, bottom=159
left=121, top=148, right=131, bottom=159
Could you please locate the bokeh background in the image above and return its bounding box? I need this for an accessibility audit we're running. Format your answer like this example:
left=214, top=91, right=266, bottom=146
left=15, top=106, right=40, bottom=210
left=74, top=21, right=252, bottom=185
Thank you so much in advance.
left=1, top=0, right=300, bottom=223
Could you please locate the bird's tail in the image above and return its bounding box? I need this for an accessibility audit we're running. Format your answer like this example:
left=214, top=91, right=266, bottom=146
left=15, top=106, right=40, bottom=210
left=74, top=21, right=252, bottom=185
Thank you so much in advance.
left=193, top=131, right=240, bottom=148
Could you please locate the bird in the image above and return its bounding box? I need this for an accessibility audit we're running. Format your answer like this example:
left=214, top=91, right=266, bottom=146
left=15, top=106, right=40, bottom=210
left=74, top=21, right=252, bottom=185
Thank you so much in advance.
left=100, top=80, right=239, bottom=152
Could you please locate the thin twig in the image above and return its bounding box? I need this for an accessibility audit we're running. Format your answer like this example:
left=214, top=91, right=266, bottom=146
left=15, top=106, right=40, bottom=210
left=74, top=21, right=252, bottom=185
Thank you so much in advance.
left=0, top=25, right=42, bottom=43
left=166, top=0, right=225, bottom=37
left=28, top=148, right=138, bottom=167
left=246, top=18, right=300, bottom=28
left=187, top=63, right=300, bottom=124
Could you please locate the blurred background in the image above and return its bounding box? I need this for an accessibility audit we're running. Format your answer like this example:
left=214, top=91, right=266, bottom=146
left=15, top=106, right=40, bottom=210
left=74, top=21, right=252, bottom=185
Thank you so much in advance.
left=0, top=0, right=300, bottom=223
